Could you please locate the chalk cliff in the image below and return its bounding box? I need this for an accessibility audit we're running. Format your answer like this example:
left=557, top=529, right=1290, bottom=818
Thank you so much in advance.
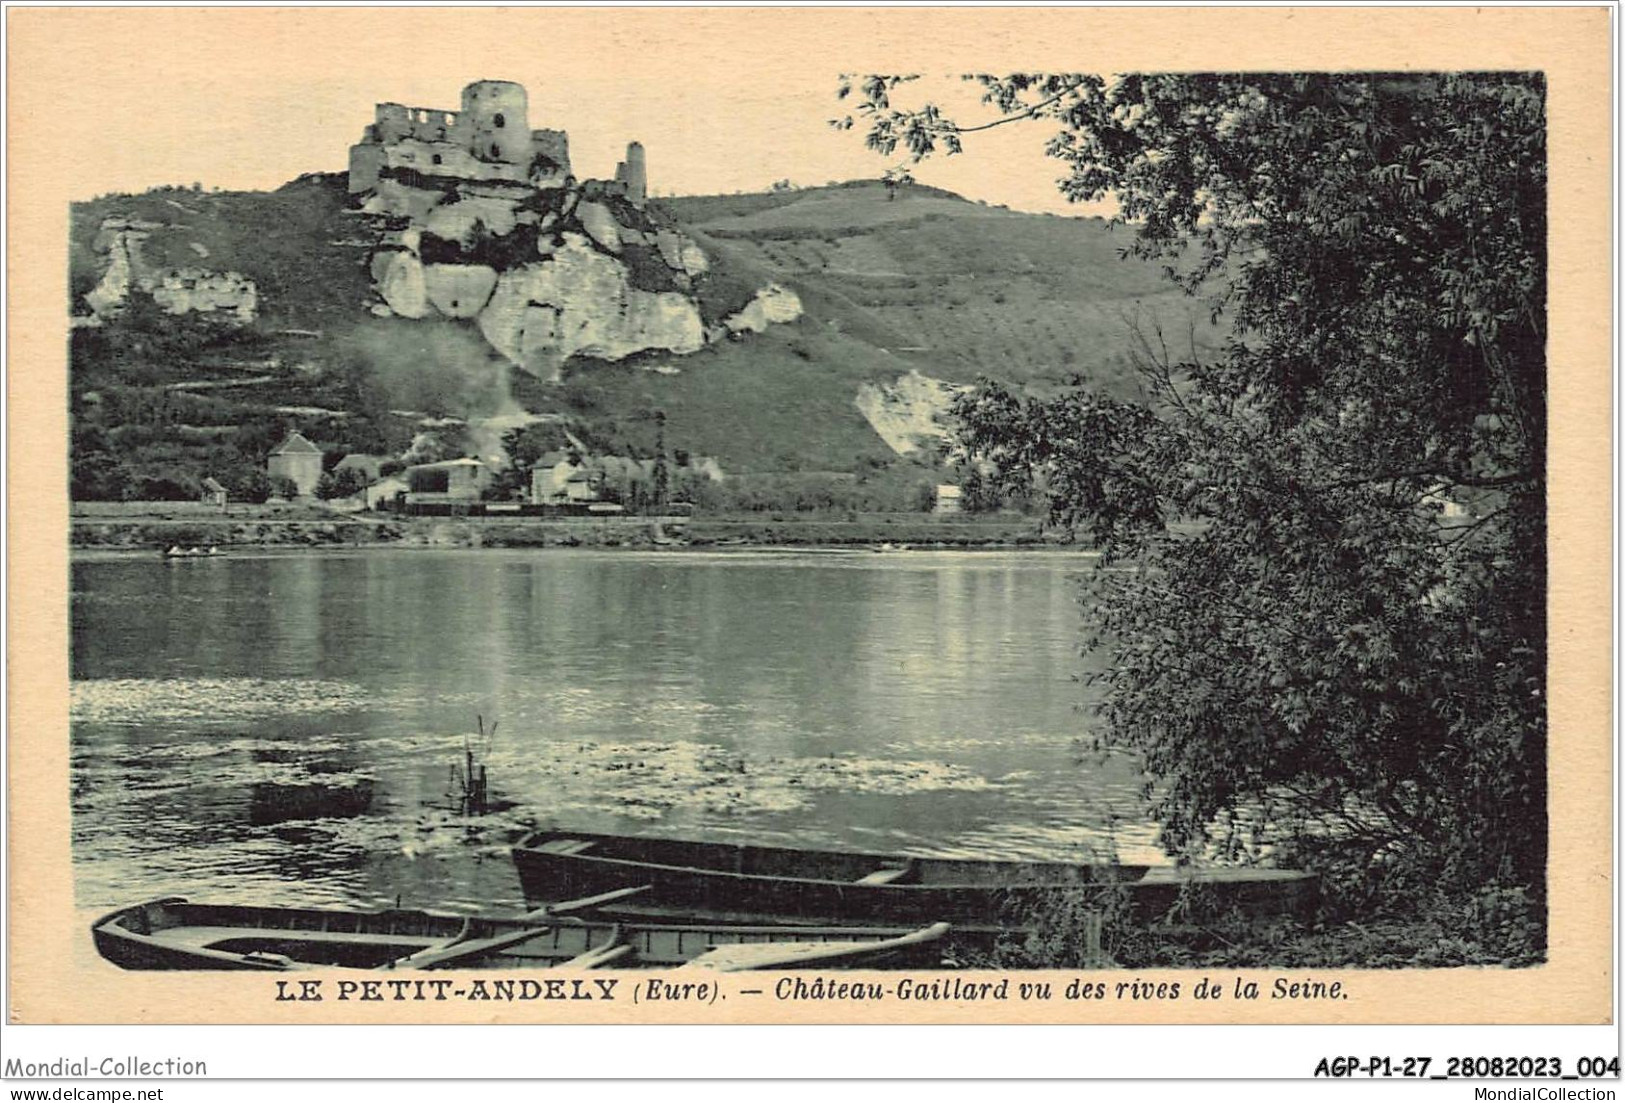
left=82, top=218, right=258, bottom=326
left=855, top=370, right=970, bottom=456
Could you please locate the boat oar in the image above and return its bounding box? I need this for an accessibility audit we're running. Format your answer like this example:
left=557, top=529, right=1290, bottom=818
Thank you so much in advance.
left=525, top=883, right=652, bottom=918
left=390, top=885, right=653, bottom=970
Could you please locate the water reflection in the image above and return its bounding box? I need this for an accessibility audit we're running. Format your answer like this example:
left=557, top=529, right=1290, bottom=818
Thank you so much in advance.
left=71, top=550, right=1158, bottom=911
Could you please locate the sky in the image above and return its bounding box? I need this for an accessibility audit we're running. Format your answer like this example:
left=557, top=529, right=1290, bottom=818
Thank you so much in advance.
left=24, top=8, right=1111, bottom=215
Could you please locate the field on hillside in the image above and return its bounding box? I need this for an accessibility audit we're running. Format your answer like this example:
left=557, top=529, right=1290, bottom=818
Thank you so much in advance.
left=539, top=320, right=944, bottom=476
left=672, top=182, right=1227, bottom=398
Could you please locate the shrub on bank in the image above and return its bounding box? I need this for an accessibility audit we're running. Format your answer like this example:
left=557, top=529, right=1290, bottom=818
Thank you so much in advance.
left=967, top=843, right=1545, bottom=970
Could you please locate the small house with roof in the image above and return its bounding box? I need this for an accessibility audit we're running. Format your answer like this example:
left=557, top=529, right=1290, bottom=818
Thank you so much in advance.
left=405, top=457, right=490, bottom=504
left=199, top=477, right=228, bottom=509
left=530, top=452, right=598, bottom=503
left=267, top=432, right=323, bottom=498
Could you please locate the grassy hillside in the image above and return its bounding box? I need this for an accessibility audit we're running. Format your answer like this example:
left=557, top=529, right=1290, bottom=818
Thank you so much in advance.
left=69, top=176, right=1223, bottom=499
left=550, top=324, right=921, bottom=473
left=71, top=174, right=373, bottom=330
left=665, top=181, right=1224, bottom=400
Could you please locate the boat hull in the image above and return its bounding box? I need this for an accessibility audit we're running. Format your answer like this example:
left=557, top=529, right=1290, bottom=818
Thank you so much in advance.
left=511, top=831, right=1317, bottom=928
left=90, top=897, right=951, bottom=972
left=512, top=830, right=1161, bottom=927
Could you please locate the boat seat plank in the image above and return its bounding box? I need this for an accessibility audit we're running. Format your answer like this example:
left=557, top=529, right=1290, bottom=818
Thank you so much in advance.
left=536, top=839, right=597, bottom=855
left=854, top=866, right=912, bottom=885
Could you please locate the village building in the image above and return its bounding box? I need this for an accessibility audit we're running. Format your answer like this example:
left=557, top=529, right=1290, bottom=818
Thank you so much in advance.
left=527, top=453, right=661, bottom=505
left=267, top=432, right=323, bottom=498
left=596, top=456, right=657, bottom=486
left=405, top=457, right=490, bottom=505
left=199, top=477, right=228, bottom=509
left=529, top=452, right=591, bottom=504
left=933, top=484, right=963, bottom=514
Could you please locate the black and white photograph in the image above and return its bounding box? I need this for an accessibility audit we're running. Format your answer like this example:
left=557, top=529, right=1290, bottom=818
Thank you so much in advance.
left=6, top=4, right=1613, bottom=1053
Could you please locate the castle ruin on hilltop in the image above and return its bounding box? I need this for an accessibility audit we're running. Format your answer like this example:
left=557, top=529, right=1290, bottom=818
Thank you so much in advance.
left=76, top=78, right=804, bottom=365
left=338, top=78, right=800, bottom=375
left=347, top=79, right=646, bottom=205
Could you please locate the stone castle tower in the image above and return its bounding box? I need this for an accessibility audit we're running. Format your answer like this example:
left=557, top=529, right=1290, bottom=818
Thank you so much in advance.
left=614, top=141, right=647, bottom=206
left=460, top=79, right=531, bottom=166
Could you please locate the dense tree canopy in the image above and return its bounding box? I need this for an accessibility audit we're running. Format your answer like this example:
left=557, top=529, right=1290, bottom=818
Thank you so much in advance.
left=843, top=73, right=1547, bottom=916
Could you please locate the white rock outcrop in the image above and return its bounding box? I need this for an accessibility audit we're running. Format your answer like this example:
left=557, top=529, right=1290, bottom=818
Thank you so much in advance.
left=423, top=196, right=518, bottom=245
left=377, top=252, right=429, bottom=318
left=362, top=179, right=443, bottom=221
left=575, top=201, right=622, bottom=254
left=855, top=369, right=970, bottom=455
left=723, top=282, right=803, bottom=334
left=84, top=229, right=144, bottom=317
left=654, top=229, right=685, bottom=271
left=478, top=235, right=704, bottom=373
left=423, top=263, right=499, bottom=318
left=149, top=269, right=259, bottom=323
left=82, top=221, right=258, bottom=325
left=678, top=242, right=709, bottom=276
left=347, top=157, right=805, bottom=375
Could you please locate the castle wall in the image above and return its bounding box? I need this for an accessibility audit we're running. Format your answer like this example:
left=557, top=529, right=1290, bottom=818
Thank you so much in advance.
left=349, top=83, right=594, bottom=194
left=531, top=128, right=571, bottom=177
left=374, top=102, right=464, bottom=145
left=348, top=143, right=386, bottom=194
left=379, top=139, right=528, bottom=184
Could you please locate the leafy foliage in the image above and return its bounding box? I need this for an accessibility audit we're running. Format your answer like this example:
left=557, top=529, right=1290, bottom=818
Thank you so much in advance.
left=316, top=466, right=369, bottom=500
left=849, top=73, right=1548, bottom=932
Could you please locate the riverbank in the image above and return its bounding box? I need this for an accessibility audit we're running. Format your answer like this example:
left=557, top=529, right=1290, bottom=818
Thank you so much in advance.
left=70, top=503, right=1067, bottom=552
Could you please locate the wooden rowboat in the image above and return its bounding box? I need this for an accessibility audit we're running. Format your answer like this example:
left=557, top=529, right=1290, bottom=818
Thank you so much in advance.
left=90, top=894, right=952, bottom=972
left=511, top=830, right=1156, bottom=927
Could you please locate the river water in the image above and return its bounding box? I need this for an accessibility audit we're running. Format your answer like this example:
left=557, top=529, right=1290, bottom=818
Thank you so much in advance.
left=70, top=548, right=1161, bottom=914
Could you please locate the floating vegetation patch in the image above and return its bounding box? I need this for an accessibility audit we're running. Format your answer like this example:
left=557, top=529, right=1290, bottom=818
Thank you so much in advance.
left=773, top=755, right=998, bottom=795
left=451, top=738, right=1004, bottom=821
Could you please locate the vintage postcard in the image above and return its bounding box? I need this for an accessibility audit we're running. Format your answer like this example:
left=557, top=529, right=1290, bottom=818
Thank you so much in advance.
left=5, top=5, right=1613, bottom=1039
